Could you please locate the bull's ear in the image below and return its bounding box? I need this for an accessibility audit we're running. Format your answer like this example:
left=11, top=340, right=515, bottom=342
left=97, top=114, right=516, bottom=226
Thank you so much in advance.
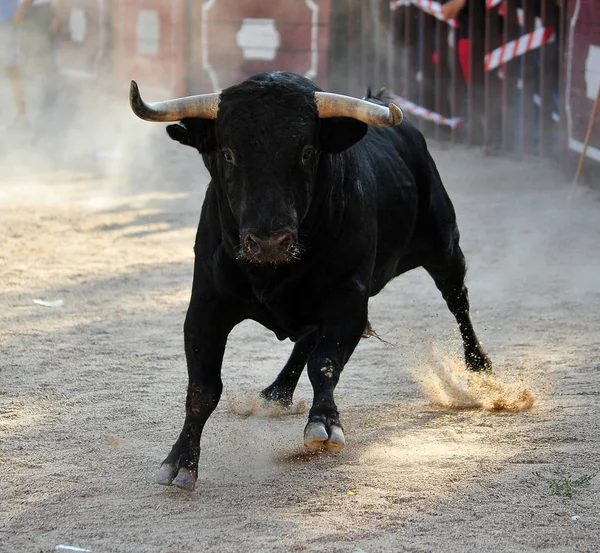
left=319, top=117, right=368, bottom=154
left=166, top=119, right=215, bottom=152
left=166, top=124, right=189, bottom=145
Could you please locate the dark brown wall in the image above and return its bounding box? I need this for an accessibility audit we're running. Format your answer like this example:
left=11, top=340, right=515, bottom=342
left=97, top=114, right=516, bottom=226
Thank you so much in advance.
left=563, top=0, right=600, bottom=181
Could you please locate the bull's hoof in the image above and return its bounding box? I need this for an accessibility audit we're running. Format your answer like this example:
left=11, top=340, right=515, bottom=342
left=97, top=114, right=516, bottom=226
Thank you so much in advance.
left=155, top=463, right=177, bottom=486
left=304, top=421, right=346, bottom=452
left=155, top=464, right=196, bottom=491
left=304, top=421, right=329, bottom=450
left=466, top=350, right=493, bottom=373
left=325, top=425, right=345, bottom=452
left=260, top=385, right=293, bottom=407
left=171, top=467, right=197, bottom=491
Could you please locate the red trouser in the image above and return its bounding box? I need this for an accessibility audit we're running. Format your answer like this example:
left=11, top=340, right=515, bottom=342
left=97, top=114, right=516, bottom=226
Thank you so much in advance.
left=458, top=38, right=470, bottom=86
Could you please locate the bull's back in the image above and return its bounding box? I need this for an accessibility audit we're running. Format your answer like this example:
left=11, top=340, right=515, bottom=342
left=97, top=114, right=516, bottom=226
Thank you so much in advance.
left=360, top=119, right=459, bottom=294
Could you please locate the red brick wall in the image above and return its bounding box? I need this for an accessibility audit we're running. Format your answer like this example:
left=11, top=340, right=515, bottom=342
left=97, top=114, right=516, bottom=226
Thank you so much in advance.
left=53, top=1, right=333, bottom=97
left=564, top=0, right=600, bottom=175
left=187, top=0, right=332, bottom=93
left=112, top=0, right=187, bottom=98
left=55, top=0, right=108, bottom=79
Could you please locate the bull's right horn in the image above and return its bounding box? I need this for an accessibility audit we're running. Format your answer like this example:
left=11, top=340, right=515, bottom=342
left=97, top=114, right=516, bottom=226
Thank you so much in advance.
left=314, top=91, right=403, bottom=127
left=129, top=81, right=221, bottom=122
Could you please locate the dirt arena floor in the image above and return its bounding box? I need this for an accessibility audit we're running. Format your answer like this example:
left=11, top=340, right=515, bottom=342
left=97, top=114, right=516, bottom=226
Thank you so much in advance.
left=1, top=142, right=599, bottom=552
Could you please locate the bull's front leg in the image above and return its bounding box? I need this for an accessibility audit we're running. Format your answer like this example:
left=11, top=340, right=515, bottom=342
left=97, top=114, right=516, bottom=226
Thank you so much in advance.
left=304, top=277, right=368, bottom=452
left=156, top=284, right=238, bottom=491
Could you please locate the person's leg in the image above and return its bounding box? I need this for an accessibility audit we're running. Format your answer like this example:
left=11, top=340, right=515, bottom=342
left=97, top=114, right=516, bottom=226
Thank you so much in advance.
left=2, top=23, right=29, bottom=126
left=5, top=66, right=26, bottom=116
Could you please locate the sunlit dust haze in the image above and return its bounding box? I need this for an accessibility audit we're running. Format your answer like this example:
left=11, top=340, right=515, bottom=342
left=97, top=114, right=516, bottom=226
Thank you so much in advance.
left=416, top=348, right=536, bottom=412
left=225, top=388, right=309, bottom=419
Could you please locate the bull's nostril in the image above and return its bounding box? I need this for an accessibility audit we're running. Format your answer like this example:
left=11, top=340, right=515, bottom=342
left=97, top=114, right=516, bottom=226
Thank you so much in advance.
left=279, top=235, right=293, bottom=250
left=241, top=230, right=297, bottom=262
left=244, top=234, right=261, bottom=254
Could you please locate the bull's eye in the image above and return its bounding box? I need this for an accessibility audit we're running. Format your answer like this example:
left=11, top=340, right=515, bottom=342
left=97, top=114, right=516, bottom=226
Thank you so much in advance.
left=301, top=146, right=315, bottom=163
left=221, top=148, right=235, bottom=164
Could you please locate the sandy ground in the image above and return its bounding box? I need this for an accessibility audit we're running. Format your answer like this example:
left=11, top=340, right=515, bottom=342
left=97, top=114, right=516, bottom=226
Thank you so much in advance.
left=1, top=142, right=599, bottom=553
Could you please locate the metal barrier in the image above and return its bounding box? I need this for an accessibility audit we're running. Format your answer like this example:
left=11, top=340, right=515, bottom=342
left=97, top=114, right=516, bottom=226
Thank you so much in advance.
left=327, top=0, right=562, bottom=159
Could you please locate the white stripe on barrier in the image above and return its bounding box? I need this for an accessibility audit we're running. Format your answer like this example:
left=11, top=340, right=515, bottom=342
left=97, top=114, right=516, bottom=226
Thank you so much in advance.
left=391, top=94, right=463, bottom=129
left=484, top=26, right=555, bottom=71
left=390, top=0, right=458, bottom=28
left=487, top=2, right=543, bottom=28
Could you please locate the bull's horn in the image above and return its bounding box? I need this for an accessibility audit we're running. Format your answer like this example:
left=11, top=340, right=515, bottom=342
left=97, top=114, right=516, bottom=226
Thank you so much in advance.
left=314, top=91, right=403, bottom=127
left=129, top=81, right=220, bottom=122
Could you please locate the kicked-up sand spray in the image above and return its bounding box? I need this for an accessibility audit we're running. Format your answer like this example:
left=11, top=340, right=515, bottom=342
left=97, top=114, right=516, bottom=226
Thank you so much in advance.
left=225, top=388, right=309, bottom=418
left=417, top=350, right=535, bottom=412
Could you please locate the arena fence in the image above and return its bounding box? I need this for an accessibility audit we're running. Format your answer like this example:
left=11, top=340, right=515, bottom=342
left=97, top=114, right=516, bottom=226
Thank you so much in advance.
left=52, top=0, right=573, bottom=167
left=327, top=0, right=563, bottom=159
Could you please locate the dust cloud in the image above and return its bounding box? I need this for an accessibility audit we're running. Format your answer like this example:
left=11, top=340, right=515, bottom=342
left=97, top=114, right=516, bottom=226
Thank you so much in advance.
left=225, top=388, right=309, bottom=419
left=417, top=349, right=536, bottom=412
left=0, top=22, right=195, bottom=206
left=1, top=80, right=177, bottom=190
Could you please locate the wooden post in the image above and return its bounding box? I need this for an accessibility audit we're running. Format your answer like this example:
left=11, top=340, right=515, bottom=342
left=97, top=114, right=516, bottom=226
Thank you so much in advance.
left=520, top=0, right=537, bottom=155
left=502, top=0, right=519, bottom=154
left=540, top=0, right=559, bottom=158
left=558, top=0, right=568, bottom=170
left=435, top=21, right=451, bottom=142
left=420, top=13, right=435, bottom=137
left=468, top=0, right=485, bottom=145
left=390, top=5, right=405, bottom=97
left=573, top=85, right=600, bottom=185
left=405, top=7, right=419, bottom=130
left=360, top=0, right=370, bottom=94
left=451, top=28, right=466, bottom=144
left=348, top=0, right=362, bottom=96
left=484, top=3, right=501, bottom=151
left=327, top=0, right=349, bottom=93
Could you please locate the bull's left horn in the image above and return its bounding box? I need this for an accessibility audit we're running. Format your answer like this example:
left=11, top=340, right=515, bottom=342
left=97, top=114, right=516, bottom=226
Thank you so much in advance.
left=314, top=92, right=403, bottom=127
left=129, top=81, right=220, bottom=122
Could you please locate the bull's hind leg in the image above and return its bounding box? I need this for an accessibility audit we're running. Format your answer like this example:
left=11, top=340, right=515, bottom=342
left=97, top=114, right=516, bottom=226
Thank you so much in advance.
left=262, top=321, right=374, bottom=407
left=261, top=331, right=319, bottom=406
left=425, top=247, right=492, bottom=372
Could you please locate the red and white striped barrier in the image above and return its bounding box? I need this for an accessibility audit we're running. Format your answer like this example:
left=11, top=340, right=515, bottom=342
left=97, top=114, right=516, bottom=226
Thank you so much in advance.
left=484, top=26, right=555, bottom=71
left=391, top=94, right=463, bottom=129
left=390, top=0, right=458, bottom=28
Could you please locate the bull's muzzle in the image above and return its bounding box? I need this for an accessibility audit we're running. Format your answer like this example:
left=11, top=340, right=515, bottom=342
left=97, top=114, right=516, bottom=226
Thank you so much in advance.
left=241, top=230, right=297, bottom=265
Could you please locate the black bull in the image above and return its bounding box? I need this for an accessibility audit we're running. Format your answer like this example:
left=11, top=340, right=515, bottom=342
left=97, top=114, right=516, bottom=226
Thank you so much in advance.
left=130, top=72, right=491, bottom=491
